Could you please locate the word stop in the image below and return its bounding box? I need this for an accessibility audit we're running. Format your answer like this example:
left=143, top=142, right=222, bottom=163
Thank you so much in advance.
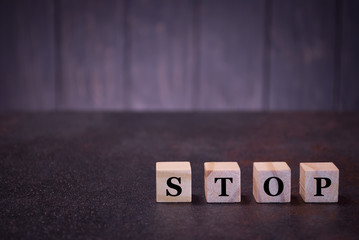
left=156, top=161, right=339, bottom=203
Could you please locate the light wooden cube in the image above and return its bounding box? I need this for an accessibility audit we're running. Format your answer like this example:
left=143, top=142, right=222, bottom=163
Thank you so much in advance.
left=204, top=162, right=241, bottom=203
left=300, top=162, right=339, bottom=203
left=156, top=162, right=191, bottom=202
left=253, top=162, right=291, bottom=203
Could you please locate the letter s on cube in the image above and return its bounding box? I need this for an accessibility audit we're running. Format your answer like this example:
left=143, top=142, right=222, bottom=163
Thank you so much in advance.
left=300, top=162, right=339, bottom=203
left=156, top=162, right=192, bottom=202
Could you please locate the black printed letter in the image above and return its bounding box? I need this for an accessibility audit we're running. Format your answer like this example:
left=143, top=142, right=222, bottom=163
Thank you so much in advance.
left=214, top=177, right=233, bottom=196
left=314, top=177, right=331, bottom=196
left=166, top=177, right=182, bottom=196
left=263, top=177, right=284, bottom=196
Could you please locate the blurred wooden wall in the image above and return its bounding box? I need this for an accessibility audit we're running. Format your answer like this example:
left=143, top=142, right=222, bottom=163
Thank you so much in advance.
left=0, top=0, right=358, bottom=111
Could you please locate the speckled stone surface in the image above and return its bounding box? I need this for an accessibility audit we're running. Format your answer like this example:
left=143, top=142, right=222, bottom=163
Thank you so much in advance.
left=1, top=112, right=359, bottom=239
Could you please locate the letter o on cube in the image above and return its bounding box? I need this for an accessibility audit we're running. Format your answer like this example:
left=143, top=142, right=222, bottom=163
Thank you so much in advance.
left=253, top=162, right=291, bottom=203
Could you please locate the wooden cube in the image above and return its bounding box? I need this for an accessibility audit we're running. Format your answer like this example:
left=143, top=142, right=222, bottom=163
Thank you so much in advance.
left=204, top=162, right=241, bottom=203
left=300, top=162, right=339, bottom=203
left=253, top=162, right=291, bottom=203
left=156, top=162, right=191, bottom=202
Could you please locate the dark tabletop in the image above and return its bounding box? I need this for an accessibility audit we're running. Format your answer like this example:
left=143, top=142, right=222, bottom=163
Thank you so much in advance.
left=0, top=112, right=359, bottom=239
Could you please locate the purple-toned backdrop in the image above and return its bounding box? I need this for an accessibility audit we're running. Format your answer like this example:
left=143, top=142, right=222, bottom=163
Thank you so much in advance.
left=0, top=0, right=358, bottom=111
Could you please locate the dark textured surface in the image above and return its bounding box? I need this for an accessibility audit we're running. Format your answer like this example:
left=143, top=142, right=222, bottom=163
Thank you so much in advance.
left=0, top=112, right=359, bottom=239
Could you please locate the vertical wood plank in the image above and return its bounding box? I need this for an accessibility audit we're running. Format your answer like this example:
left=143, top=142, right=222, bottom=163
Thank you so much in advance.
left=340, top=0, right=359, bottom=110
left=0, top=0, right=55, bottom=110
left=269, top=0, right=336, bottom=110
left=129, top=0, right=195, bottom=110
left=198, top=0, right=265, bottom=110
left=56, top=0, right=126, bottom=110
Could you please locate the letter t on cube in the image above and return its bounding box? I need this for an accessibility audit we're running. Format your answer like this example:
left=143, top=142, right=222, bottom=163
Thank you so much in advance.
left=156, top=162, right=192, bottom=202
left=253, top=162, right=291, bottom=203
left=204, top=162, right=241, bottom=203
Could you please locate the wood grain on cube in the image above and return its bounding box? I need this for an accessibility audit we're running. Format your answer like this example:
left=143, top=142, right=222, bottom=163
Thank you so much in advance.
left=300, top=162, right=339, bottom=203
left=253, top=162, right=291, bottom=203
left=156, top=162, right=191, bottom=202
left=204, top=162, right=241, bottom=203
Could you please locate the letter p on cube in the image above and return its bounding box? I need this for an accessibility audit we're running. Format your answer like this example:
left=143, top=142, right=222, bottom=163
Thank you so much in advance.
left=300, top=162, right=339, bottom=203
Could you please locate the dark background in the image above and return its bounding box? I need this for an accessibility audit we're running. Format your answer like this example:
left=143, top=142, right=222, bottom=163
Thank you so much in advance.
left=1, top=1, right=359, bottom=238
left=1, top=0, right=358, bottom=111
